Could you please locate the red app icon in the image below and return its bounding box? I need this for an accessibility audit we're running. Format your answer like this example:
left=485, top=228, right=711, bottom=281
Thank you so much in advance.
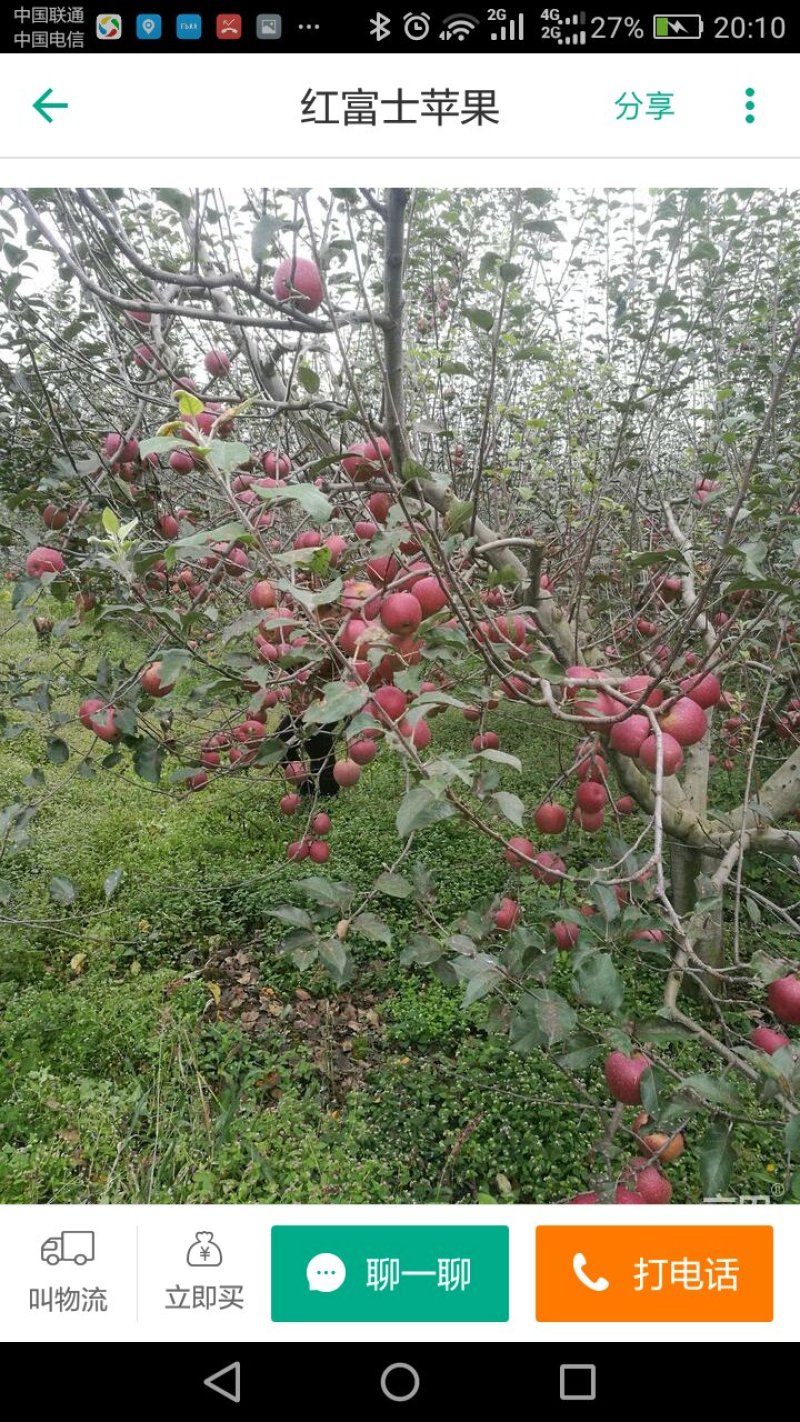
left=216, top=14, right=242, bottom=40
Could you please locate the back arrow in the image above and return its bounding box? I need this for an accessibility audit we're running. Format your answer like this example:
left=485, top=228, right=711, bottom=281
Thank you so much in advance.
left=204, top=1362, right=241, bottom=1403
left=33, top=89, right=69, bottom=124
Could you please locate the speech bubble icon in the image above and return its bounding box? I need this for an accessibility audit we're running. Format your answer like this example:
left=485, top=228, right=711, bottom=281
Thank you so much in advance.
left=306, top=1252, right=347, bottom=1293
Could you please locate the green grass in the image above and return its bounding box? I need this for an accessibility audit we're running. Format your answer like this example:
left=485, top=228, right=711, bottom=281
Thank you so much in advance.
left=0, top=600, right=793, bottom=1203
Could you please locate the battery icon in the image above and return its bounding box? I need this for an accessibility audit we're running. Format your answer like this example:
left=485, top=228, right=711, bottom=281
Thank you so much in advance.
left=653, top=15, right=704, bottom=38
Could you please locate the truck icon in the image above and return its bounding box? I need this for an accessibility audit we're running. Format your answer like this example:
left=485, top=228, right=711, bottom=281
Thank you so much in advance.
left=40, top=1231, right=95, bottom=1266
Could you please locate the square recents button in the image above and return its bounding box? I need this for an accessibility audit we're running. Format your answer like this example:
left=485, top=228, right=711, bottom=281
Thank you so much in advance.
left=560, top=1364, right=596, bottom=1402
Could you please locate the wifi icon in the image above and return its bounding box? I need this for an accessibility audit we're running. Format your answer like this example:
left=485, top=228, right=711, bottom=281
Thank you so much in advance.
left=440, top=13, right=480, bottom=40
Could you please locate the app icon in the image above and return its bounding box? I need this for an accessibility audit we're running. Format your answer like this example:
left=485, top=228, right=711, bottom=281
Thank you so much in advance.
left=217, top=14, right=243, bottom=40
left=136, top=13, right=162, bottom=40
left=256, top=14, right=282, bottom=40
left=176, top=13, right=202, bottom=40
left=96, top=13, right=122, bottom=40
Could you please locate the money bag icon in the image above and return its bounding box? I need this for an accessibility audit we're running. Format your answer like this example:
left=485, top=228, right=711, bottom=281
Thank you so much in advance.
left=187, top=1230, right=223, bottom=1267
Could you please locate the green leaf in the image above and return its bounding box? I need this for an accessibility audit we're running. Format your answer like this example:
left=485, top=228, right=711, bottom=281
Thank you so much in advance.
left=785, top=1116, right=800, bottom=1159
left=12, top=578, right=38, bottom=609
left=441, top=360, right=472, bottom=377
left=102, top=506, right=120, bottom=535
left=375, top=872, right=414, bottom=899
left=401, top=458, right=434, bottom=485
left=177, top=521, right=247, bottom=549
left=679, top=1073, right=742, bottom=1109
left=444, top=499, right=474, bottom=535
left=303, top=680, right=367, bottom=726
left=466, top=307, right=494, bottom=332
left=352, top=912, right=393, bottom=946
left=297, top=364, right=321, bottom=395
left=510, top=989, right=578, bottom=1052
left=103, top=867, right=124, bottom=900
left=590, top=883, right=620, bottom=923
left=396, top=783, right=456, bottom=838
left=133, top=739, right=165, bottom=784
left=492, top=791, right=525, bottom=827
left=255, top=481, right=333, bottom=526
left=400, top=933, right=443, bottom=966
left=499, top=262, right=523, bottom=283
left=46, top=737, right=69, bottom=765
left=573, top=953, right=624, bottom=1013
left=476, top=748, right=522, bottom=771
left=639, top=1066, right=661, bottom=1118
left=699, top=1121, right=735, bottom=1197
left=290, top=576, right=343, bottom=612
left=297, top=877, right=354, bottom=910
left=269, top=905, right=315, bottom=929
left=49, top=874, right=76, bottom=906
left=157, top=187, right=192, bottom=219
left=139, top=434, right=195, bottom=456
left=175, top=390, right=205, bottom=416
left=251, top=212, right=282, bottom=263
left=319, top=937, right=350, bottom=984
left=635, top=1016, right=695, bottom=1044
left=688, top=238, right=719, bottom=262
left=157, top=648, right=192, bottom=685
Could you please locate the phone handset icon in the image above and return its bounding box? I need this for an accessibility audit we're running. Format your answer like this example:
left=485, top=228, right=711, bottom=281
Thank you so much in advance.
left=572, top=1251, right=610, bottom=1292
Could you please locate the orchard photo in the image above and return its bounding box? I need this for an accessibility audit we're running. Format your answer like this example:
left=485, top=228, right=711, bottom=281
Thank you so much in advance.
left=0, top=186, right=798, bottom=1205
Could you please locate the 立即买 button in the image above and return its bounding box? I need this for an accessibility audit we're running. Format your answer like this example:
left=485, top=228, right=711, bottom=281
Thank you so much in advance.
left=536, top=1226, right=772, bottom=1322
left=271, top=1225, right=508, bottom=1321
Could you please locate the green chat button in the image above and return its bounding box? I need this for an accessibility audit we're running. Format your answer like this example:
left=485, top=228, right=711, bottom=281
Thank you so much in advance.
left=271, top=1225, right=509, bottom=1322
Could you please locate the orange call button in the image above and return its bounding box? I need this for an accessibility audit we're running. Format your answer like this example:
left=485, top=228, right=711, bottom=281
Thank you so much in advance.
left=536, top=1226, right=773, bottom=1322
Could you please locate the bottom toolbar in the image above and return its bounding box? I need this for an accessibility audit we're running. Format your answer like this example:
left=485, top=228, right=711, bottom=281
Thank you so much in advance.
left=0, top=1204, right=794, bottom=1341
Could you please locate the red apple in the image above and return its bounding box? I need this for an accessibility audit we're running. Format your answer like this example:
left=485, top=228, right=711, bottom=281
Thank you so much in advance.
left=551, top=920, right=580, bottom=950
left=504, top=836, right=534, bottom=868
left=411, top=575, right=448, bottom=618
left=659, top=697, right=708, bottom=747
left=333, top=759, right=362, bottom=787
left=767, top=974, right=800, bottom=1025
left=494, top=897, right=520, bottom=931
left=750, top=1025, right=791, bottom=1054
left=575, top=781, right=607, bottom=814
left=679, top=672, right=722, bottom=709
left=638, top=732, right=684, bottom=776
left=169, top=449, right=196, bottom=474
left=604, top=1050, right=650, bottom=1105
left=535, top=802, right=567, bottom=835
left=26, top=546, right=65, bottom=577
left=609, top=713, right=651, bottom=757
left=380, top=592, right=423, bottom=637
left=139, top=661, right=175, bottom=698
left=273, top=256, right=324, bottom=314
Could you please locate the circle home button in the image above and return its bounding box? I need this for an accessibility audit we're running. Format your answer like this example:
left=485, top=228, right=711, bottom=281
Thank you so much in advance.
left=380, top=1363, right=421, bottom=1403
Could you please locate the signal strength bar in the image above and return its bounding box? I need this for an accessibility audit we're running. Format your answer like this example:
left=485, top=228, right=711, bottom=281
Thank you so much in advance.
left=491, top=12, right=524, bottom=42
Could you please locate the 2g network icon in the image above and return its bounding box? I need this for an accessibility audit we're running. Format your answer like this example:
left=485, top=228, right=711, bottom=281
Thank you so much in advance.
left=96, top=13, right=122, bottom=40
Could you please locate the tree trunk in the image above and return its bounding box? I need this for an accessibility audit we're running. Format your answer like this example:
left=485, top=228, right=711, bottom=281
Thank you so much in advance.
left=669, top=842, right=724, bottom=1000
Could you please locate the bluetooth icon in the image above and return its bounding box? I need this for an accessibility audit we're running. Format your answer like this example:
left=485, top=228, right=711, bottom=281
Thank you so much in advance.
left=370, top=11, right=391, bottom=41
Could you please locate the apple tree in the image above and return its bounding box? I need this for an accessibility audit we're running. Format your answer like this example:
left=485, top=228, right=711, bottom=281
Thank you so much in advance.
left=1, top=185, right=799, bottom=1202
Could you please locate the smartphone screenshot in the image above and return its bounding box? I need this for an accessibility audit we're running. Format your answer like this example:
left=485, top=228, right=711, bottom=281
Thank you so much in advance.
left=0, top=3, right=797, bottom=1401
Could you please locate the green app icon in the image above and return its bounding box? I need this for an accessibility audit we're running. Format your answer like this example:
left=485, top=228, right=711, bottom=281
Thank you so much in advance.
left=271, top=1225, right=509, bottom=1322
